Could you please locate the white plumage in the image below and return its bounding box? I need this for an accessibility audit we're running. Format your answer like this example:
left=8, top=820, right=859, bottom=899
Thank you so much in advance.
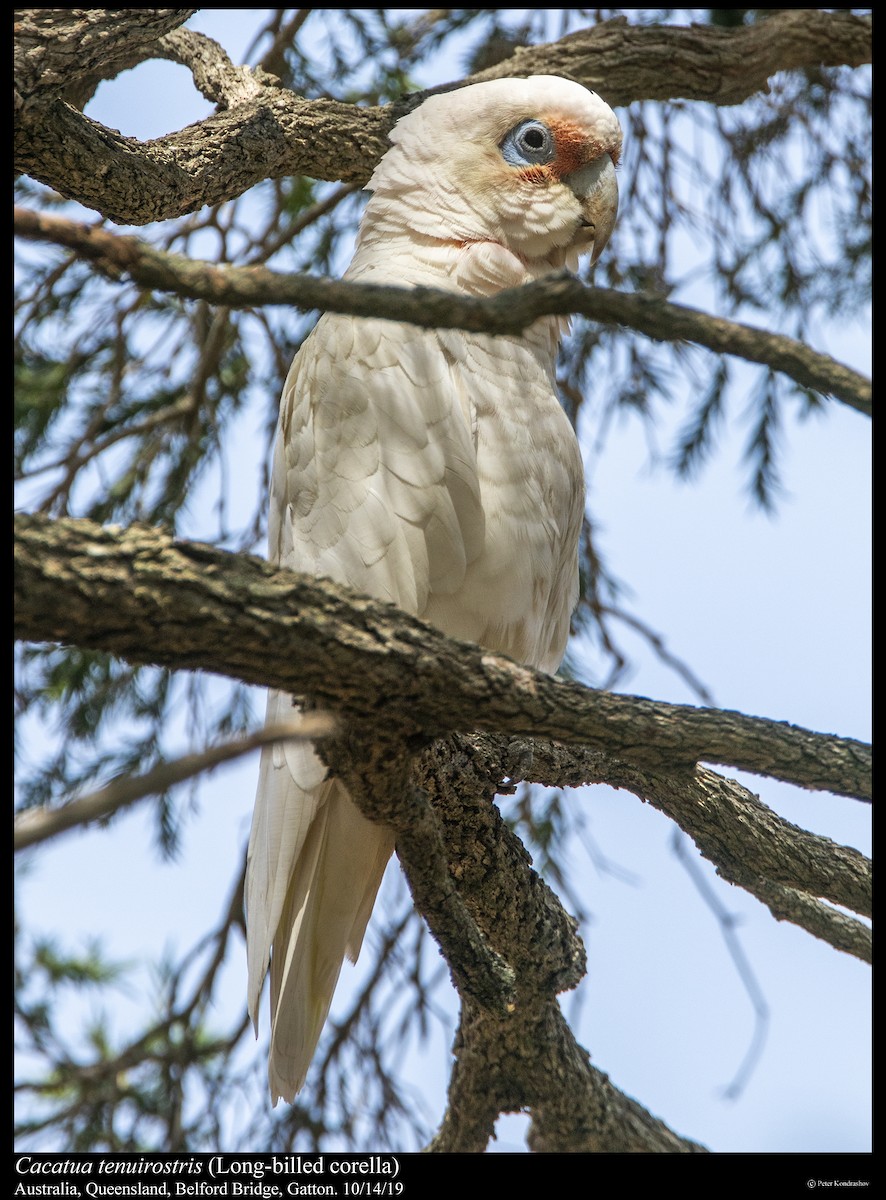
left=246, top=75, right=622, bottom=1102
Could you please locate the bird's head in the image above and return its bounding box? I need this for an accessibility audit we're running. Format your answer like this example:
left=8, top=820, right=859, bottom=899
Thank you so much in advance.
left=364, top=75, right=622, bottom=272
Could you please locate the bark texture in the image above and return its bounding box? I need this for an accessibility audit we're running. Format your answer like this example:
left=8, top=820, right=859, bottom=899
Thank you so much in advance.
left=14, top=10, right=871, bottom=224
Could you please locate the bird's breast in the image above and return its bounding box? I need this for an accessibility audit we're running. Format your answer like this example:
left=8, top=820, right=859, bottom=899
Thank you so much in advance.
left=424, top=328, right=584, bottom=673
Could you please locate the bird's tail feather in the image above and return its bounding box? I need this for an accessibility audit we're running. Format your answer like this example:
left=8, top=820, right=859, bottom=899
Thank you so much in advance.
left=266, top=778, right=394, bottom=1104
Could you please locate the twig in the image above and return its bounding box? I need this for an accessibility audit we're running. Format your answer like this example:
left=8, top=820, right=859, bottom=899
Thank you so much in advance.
left=14, top=207, right=872, bottom=415
left=14, top=716, right=336, bottom=851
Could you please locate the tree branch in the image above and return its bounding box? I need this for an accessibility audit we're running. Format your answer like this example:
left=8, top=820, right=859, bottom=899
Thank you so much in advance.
left=13, top=715, right=335, bottom=852
left=156, top=27, right=274, bottom=109
left=747, top=879, right=871, bottom=963
left=429, top=999, right=707, bottom=1153
left=14, top=207, right=872, bottom=416
left=12, top=6, right=871, bottom=1156
left=321, top=727, right=519, bottom=1017
left=483, top=736, right=872, bottom=961
left=416, top=726, right=868, bottom=1145
left=413, top=738, right=705, bottom=1152
left=13, top=10, right=871, bottom=225
left=14, top=513, right=872, bottom=803
left=495, top=739, right=871, bottom=917
left=14, top=9, right=197, bottom=111
left=462, top=10, right=872, bottom=107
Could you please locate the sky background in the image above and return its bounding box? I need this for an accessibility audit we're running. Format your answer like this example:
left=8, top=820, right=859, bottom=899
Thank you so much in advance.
left=14, top=9, right=871, bottom=1157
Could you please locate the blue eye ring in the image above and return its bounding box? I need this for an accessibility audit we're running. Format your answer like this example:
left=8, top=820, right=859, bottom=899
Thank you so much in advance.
left=500, top=119, right=555, bottom=167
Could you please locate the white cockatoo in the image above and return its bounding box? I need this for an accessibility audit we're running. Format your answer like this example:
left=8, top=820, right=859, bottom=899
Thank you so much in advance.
left=246, top=74, right=622, bottom=1103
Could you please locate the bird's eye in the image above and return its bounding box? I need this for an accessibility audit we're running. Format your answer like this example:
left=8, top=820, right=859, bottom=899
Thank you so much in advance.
left=500, top=119, right=555, bottom=167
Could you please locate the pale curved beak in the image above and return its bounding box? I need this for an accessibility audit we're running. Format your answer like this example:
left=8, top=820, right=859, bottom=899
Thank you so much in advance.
left=566, top=154, right=618, bottom=263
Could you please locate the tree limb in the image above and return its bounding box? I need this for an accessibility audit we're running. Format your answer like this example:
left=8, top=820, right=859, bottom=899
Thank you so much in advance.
left=13, top=10, right=871, bottom=225
left=13, top=715, right=336, bottom=851
left=462, top=10, right=872, bottom=107
left=429, top=998, right=707, bottom=1153
left=749, top=879, right=871, bottom=963
left=482, top=736, right=872, bottom=960
left=12, top=6, right=871, bottom=1156
left=413, top=738, right=705, bottom=1152
left=322, top=727, right=519, bottom=1017
left=14, top=513, right=872, bottom=802
left=14, top=207, right=872, bottom=416
left=13, top=9, right=197, bottom=111
left=493, top=738, right=871, bottom=918
left=416, top=727, right=868, bottom=1146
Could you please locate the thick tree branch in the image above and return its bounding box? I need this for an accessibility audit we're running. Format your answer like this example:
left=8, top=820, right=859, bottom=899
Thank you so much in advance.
left=413, top=738, right=704, bottom=1152
left=494, top=739, right=871, bottom=919
left=322, top=728, right=518, bottom=1017
left=14, top=513, right=872, bottom=803
left=749, top=879, right=871, bottom=963
left=526, top=1006, right=706, bottom=1152
left=156, top=27, right=275, bottom=109
left=13, top=8, right=871, bottom=1156
left=12, top=506, right=871, bottom=1160
left=13, top=9, right=197, bottom=111
left=462, top=10, right=871, bottom=106
left=13, top=11, right=871, bottom=225
left=430, top=999, right=706, bottom=1153
left=482, top=736, right=871, bottom=960
left=413, top=738, right=588, bottom=998
left=416, top=728, right=868, bottom=1146
left=14, top=207, right=872, bottom=416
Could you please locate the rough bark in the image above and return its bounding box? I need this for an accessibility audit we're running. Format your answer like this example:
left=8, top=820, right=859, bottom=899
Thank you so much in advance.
left=470, top=736, right=872, bottom=961
left=317, top=728, right=709, bottom=1150
left=13, top=9, right=197, bottom=109
left=14, top=513, right=872, bottom=803
left=14, top=509, right=872, bottom=973
left=463, top=10, right=872, bottom=106
left=13, top=10, right=871, bottom=225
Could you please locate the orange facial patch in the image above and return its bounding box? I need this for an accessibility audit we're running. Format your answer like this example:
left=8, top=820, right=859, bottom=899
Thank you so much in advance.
left=548, top=116, right=622, bottom=178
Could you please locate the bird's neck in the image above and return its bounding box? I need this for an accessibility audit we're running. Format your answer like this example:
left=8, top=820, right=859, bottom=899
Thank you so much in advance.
left=346, top=225, right=572, bottom=298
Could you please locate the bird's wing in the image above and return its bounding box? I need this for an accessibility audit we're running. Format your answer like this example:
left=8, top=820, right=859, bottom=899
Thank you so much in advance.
left=271, top=312, right=486, bottom=607
left=246, top=311, right=486, bottom=1101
